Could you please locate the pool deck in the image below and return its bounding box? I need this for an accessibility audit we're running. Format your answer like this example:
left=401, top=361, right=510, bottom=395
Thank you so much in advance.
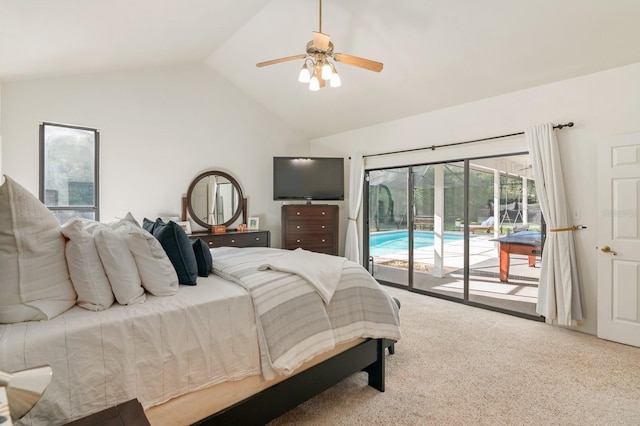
left=370, top=233, right=540, bottom=316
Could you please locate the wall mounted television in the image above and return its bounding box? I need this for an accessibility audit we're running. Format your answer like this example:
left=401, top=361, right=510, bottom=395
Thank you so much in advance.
left=273, top=157, right=344, bottom=202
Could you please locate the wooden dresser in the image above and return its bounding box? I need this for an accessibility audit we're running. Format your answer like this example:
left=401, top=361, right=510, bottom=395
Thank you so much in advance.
left=281, top=204, right=339, bottom=255
left=190, top=229, right=270, bottom=248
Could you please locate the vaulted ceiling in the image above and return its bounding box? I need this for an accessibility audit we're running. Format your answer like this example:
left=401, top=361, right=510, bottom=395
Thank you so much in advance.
left=2, top=0, right=639, bottom=139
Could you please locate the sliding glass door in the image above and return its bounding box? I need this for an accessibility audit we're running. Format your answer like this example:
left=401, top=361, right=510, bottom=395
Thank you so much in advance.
left=466, top=157, right=541, bottom=315
left=411, top=163, right=465, bottom=300
left=367, top=167, right=410, bottom=287
left=365, top=154, right=542, bottom=319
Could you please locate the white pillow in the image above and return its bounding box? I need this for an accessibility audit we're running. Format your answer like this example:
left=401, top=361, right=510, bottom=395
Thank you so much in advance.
left=0, top=175, right=77, bottom=323
left=61, top=218, right=115, bottom=311
left=110, top=215, right=178, bottom=297
left=94, top=226, right=146, bottom=305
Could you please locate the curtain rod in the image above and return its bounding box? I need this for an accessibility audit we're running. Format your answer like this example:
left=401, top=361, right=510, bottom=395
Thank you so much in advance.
left=359, top=122, right=574, bottom=159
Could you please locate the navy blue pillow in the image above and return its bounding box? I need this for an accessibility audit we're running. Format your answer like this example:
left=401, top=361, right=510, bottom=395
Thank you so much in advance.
left=143, top=217, right=163, bottom=235
left=153, top=221, right=198, bottom=285
left=191, top=238, right=212, bottom=277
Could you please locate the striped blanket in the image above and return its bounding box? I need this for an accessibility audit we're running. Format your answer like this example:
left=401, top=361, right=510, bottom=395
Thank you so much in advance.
left=211, top=247, right=401, bottom=380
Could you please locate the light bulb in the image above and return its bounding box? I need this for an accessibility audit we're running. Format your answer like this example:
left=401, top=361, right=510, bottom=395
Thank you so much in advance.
left=309, top=76, right=320, bottom=91
left=321, top=63, right=332, bottom=80
left=298, top=66, right=311, bottom=83
left=330, top=72, right=341, bottom=88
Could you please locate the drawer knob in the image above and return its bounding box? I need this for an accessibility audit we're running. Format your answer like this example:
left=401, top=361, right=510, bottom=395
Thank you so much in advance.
left=322, top=212, right=325, bottom=215
left=296, top=212, right=300, bottom=215
left=296, top=225, right=301, bottom=229
left=321, top=225, right=325, bottom=229
left=322, top=239, right=326, bottom=242
left=297, top=239, right=301, bottom=243
left=255, top=237, right=260, bottom=241
left=208, top=241, right=213, bottom=246
left=231, top=239, right=235, bottom=243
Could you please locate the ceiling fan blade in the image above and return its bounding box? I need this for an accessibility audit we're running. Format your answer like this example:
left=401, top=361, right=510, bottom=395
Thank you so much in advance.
left=256, top=54, right=307, bottom=68
left=334, top=53, right=383, bottom=72
left=312, top=31, right=331, bottom=51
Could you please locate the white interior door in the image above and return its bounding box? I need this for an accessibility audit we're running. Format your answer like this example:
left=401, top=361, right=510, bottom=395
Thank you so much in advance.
left=597, top=132, right=640, bottom=347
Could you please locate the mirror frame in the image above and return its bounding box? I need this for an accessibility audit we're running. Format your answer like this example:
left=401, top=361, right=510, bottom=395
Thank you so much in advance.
left=186, top=170, right=244, bottom=230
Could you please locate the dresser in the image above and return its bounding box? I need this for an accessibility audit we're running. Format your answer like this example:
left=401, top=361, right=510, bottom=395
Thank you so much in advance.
left=281, top=204, right=339, bottom=255
left=190, top=229, right=270, bottom=248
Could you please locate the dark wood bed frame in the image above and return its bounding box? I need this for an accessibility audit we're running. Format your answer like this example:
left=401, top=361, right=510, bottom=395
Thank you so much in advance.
left=194, top=338, right=395, bottom=426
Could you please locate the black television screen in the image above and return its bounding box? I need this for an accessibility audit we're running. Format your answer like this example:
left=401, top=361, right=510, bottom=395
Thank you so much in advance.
left=273, top=157, right=344, bottom=201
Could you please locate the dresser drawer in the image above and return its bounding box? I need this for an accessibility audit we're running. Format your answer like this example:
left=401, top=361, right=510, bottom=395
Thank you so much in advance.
left=222, top=232, right=269, bottom=247
left=192, top=230, right=270, bottom=248
left=286, top=220, right=334, bottom=234
left=285, top=239, right=336, bottom=255
left=285, top=233, right=335, bottom=248
left=284, top=206, right=336, bottom=219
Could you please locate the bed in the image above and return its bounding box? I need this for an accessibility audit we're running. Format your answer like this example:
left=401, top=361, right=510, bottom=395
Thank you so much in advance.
left=0, top=247, right=400, bottom=425
left=0, top=175, right=400, bottom=425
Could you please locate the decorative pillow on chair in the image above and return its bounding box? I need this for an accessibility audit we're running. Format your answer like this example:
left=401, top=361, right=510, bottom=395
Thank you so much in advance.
left=153, top=221, right=198, bottom=285
left=191, top=238, right=212, bottom=277
left=481, top=216, right=495, bottom=227
left=61, top=218, right=115, bottom=311
left=111, top=214, right=179, bottom=296
left=0, top=175, right=77, bottom=323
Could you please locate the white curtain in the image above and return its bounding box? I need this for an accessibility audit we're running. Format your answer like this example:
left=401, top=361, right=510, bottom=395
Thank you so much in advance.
left=525, top=123, right=583, bottom=325
left=345, top=153, right=364, bottom=262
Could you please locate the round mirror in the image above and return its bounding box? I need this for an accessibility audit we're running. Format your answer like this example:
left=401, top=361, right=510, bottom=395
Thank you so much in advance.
left=186, top=170, right=244, bottom=230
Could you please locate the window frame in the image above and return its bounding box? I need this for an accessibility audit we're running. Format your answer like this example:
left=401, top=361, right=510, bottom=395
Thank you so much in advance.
left=39, top=121, right=100, bottom=222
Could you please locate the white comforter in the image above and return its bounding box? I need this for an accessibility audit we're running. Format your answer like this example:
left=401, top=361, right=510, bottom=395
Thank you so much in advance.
left=0, top=276, right=260, bottom=426
left=257, top=247, right=345, bottom=304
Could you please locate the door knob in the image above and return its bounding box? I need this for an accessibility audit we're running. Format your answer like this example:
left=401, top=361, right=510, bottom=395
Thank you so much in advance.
left=601, top=246, right=618, bottom=255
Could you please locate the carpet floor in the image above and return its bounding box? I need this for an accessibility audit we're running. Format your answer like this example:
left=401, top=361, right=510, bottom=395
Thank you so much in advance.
left=269, top=286, right=640, bottom=425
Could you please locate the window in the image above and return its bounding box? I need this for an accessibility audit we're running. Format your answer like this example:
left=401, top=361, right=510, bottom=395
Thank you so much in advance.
left=39, top=122, right=99, bottom=223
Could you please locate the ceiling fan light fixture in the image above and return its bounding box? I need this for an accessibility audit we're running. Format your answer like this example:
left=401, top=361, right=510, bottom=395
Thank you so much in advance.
left=321, top=61, right=332, bottom=81
left=298, top=64, right=311, bottom=83
left=330, top=69, right=341, bottom=88
left=309, top=75, right=320, bottom=91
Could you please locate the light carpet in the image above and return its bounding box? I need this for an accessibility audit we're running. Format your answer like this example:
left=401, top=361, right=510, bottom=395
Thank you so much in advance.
left=270, top=286, right=640, bottom=425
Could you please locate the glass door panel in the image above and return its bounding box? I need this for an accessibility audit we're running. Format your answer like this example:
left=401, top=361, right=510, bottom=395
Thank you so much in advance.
left=368, top=167, right=410, bottom=287
left=412, top=163, right=465, bottom=299
left=467, top=155, right=540, bottom=315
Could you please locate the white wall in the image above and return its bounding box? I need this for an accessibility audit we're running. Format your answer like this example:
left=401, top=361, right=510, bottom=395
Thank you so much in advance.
left=0, top=83, right=3, bottom=179
left=1, top=63, right=308, bottom=241
left=311, top=62, right=640, bottom=335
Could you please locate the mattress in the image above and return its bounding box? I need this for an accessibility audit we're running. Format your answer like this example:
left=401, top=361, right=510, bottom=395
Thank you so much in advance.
left=0, top=275, right=260, bottom=426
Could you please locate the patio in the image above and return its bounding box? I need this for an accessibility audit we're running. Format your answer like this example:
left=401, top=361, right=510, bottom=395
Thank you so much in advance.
left=370, top=234, right=540, bottom=316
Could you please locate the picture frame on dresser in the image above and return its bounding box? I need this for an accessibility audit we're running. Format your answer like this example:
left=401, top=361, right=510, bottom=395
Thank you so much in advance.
left=248, top=217, right=259, bottom=230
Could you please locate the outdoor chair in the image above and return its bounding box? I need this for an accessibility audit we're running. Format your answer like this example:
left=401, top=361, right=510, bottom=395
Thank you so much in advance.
left=468, top=216, right=495, bottom=234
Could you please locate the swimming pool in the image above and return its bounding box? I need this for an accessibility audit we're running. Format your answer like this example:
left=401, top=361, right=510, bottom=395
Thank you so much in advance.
left=369, top=230, right=467, bottom=256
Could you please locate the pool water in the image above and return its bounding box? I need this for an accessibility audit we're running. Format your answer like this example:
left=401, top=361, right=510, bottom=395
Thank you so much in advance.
left=369, top=230, right=466, bottom=256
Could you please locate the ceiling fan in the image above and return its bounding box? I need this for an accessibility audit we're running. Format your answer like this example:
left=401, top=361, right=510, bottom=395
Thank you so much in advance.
left=256, top=0, right=383, bottom=91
